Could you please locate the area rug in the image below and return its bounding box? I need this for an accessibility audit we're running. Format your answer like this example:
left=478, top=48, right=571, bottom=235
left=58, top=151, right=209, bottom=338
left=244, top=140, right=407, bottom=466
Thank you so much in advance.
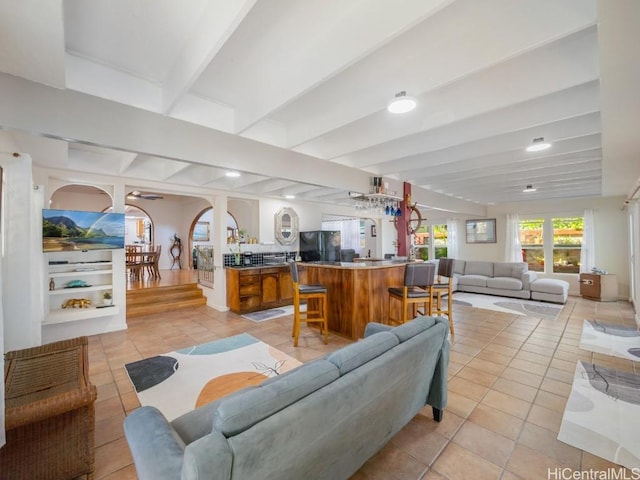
left=579, top=320, right=640, bottom=361
left=558, top=361, right=640, bottom=469
left=453, top=292, right=562, bottom=320
left=124, top=333, right=301, bottom=421
left=242, top=305, right=296, bottom=322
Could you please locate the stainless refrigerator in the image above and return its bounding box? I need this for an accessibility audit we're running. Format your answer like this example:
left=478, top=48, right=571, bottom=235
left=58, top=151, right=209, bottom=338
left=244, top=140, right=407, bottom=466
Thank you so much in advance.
left=299, top=230, right=341, bottom=262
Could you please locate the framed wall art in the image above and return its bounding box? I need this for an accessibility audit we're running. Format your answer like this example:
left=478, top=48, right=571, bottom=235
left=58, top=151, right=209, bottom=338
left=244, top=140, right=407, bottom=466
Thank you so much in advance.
left=192, top=221, right=210, bottom=242
left=466, top=218, right=496, bottom=244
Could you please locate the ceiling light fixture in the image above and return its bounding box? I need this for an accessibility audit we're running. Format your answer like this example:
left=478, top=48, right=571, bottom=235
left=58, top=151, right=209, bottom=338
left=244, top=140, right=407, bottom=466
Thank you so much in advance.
left=225, top=171, right=241, bottom=178
left=387, top=91, right=417, bottom=114
left=525, top=137, right=551, bottom=152
left=284, top=194, right=295, bottom=199
left=523, top=184, right=537, bottom=193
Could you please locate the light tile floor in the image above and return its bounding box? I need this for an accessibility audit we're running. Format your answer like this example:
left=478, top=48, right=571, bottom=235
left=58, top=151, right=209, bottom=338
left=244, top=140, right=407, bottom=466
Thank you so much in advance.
left=89, top=295, right=638, bottom=479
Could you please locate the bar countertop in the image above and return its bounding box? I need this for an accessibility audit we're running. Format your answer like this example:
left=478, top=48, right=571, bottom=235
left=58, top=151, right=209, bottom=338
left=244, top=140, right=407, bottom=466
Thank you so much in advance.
left=299, top=260, right=408, bottom=269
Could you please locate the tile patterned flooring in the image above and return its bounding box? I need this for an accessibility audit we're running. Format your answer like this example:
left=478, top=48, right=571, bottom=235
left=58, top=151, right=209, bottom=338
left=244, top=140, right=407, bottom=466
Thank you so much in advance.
left=90, top=290, right=638, bottom=479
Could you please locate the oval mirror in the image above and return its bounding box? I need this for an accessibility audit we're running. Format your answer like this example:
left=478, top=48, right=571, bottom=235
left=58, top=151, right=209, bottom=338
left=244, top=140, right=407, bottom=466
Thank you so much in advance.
left=275, top=207, right=298, bottom=245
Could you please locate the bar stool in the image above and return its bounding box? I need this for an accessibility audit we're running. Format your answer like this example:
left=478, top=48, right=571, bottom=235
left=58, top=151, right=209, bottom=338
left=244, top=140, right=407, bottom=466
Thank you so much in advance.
left=388, top=262, right=436, bottom=325
left=289, top=261, right=329, bottom=347
left=432, top=258, right=455, bottom=336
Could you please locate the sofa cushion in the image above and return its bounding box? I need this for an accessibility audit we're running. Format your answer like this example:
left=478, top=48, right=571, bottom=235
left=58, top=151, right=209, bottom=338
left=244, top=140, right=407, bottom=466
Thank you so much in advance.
left=486, top=276, right=523, bottom=291
left=391, top=315, right=436, bottom=342
left=494, top=262, right=527, bottom=279
left=457, top=274, right=489, bottom=287
left=327, top=331, right=399, bottom=375
left=213, top=359, right=339, bottom=436
left=453, top=260, right=466, bottom=275
left=464, top=261, right=494, bottom=277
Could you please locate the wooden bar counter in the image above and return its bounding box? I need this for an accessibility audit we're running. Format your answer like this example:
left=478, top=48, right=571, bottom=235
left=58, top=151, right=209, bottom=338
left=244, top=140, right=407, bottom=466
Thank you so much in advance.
left=301, top=261, right=406, bottom=340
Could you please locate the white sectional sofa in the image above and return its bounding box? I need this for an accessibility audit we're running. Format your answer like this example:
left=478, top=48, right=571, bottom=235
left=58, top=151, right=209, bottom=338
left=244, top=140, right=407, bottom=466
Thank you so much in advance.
left=449, top=260, right=569, bottom=304
left=453, top=260, right=536, bottom=300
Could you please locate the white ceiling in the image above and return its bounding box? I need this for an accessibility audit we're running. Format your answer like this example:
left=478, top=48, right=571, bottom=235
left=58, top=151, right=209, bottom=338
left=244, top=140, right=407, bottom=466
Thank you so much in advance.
left=1, top=0, right=639, bottom=213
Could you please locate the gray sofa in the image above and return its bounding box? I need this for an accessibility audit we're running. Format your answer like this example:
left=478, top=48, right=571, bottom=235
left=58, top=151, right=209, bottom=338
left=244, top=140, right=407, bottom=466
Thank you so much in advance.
left=124, top=316, right=450, bottom=480
left=453, top=260, right=537, bottom=300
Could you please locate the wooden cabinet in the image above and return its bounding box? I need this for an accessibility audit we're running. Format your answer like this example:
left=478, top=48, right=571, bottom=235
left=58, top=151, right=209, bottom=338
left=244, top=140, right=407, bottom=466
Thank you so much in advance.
left=261, top=268, right=280, bottom=306
left=226, top=265, right=293, bottom=314
left=580, top=273, right=618, bottom=301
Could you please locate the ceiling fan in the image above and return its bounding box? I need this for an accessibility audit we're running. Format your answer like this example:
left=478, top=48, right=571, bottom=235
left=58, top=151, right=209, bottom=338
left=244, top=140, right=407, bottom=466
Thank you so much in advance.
left=127, top=190, right=164, bottom=200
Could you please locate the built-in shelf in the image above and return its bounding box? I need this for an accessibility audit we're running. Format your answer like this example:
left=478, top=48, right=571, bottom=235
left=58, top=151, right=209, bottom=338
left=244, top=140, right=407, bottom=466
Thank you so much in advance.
left=45, top=251, right=116, bottom=325
left=43, top=305, right=121, bottom=325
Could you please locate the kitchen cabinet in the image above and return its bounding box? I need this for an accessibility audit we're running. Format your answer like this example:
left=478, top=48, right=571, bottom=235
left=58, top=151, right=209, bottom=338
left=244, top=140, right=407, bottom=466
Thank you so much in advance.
left=226, top=265, right=293, bottom=314
left=579, top=273, right=618, bottom=301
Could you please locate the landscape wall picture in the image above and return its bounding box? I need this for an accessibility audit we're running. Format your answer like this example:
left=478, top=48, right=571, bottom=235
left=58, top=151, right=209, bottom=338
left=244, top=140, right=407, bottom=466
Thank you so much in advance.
left=43, top=209, right=125, bottom=252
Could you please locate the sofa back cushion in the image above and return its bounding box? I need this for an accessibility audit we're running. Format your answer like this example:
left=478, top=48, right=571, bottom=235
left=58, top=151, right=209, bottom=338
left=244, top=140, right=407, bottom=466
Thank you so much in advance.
left=213, top=359, right=339, bottom=436
left=453, top=260, right=466, bottom=275
left=327, top=331, right=399, bottom=375
left=494, top=262, right=527, bottom=279
left=464, top=261, right=494, bottom=277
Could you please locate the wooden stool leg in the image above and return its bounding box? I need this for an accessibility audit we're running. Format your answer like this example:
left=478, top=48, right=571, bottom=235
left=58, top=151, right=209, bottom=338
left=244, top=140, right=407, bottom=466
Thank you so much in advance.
left=293, top=306, right=301, bottom=347
left=322, top=295, right=328, bottom=344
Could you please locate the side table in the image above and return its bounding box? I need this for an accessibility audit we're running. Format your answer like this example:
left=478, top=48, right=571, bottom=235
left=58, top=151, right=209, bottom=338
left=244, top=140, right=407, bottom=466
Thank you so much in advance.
left=579, top=273, right=618, bottom=301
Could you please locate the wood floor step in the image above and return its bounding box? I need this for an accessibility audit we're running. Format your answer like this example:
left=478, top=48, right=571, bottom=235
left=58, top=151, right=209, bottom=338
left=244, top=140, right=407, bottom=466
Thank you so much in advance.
left=126, top=282, right=207, bottom=317
left=126, top=297, right=207, bottom=318
left=126, top=289, right=204, bottom=306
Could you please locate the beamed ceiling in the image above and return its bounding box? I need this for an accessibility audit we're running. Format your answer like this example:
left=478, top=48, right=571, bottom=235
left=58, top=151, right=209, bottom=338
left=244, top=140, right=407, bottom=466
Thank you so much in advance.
left=1, top=0, right=639, bottom=214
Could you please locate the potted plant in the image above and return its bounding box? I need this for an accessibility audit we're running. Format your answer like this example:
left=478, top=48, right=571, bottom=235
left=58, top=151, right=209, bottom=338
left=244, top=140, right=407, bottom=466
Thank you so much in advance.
left=103, top=291, right=113, bottom=306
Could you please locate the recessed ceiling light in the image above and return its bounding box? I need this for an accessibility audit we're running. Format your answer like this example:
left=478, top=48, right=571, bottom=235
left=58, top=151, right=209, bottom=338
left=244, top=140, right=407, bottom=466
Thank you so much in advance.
left=284, top=194, right=295, bottom=199
left=387, top=91, right=417, bottom=114
left=225, top=171, right=241, bottom=178
left=526, top=137, right=551, bottom=152
left=523, top=184, right=537, bottom=193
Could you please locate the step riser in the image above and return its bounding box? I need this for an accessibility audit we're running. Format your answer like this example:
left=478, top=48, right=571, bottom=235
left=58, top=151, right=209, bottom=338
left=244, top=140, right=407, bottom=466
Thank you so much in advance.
left=127, top=298, right=207, bottom=317
left=126, top=283, right=207, bottom=317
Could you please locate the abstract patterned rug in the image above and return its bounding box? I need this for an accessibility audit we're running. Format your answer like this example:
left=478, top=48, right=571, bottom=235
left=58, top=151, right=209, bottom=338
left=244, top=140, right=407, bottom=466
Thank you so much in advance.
left=453, top=292, right=563, bottom=320
left=558, top=361, right=640, bottom=469
left=124, top=333, right=301, bottom=420
left=579, top=320, right=640, bottom=361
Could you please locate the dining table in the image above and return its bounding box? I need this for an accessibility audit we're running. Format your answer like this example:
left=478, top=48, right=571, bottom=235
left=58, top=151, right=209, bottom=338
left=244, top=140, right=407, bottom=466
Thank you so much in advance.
left=126, top=249, right=161, bottom=280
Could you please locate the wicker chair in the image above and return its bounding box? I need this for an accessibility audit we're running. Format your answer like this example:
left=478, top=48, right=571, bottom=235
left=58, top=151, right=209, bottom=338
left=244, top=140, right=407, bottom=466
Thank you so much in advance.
left=1, top=336, right=97, bottom=480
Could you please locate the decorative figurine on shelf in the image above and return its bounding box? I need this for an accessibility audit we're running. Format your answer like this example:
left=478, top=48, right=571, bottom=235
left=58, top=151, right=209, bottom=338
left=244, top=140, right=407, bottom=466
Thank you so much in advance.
left=62, top=298, right=92, bottom=309
left=49, top=278, right=55, bottom=291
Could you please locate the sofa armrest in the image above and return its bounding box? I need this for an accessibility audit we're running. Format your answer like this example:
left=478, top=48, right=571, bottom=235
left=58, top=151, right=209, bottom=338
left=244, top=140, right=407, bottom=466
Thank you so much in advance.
left=522, top=271, right=537, bottom=290
left=364, top=322, right=392, bottom=337
left=124, top=407, right=186, bottom=480
left=182, top=430, right=233, bottom=480
left=426, top=319, right=450, bottom=419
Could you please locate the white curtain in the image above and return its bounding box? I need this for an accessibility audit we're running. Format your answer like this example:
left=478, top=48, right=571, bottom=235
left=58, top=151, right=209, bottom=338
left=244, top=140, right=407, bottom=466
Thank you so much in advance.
left=505, top=213, right=522, bottom=262
left=321, top=219, right=360, bottom=251
left=580, top=209, right=595, bottom=273
left=446, top=219, right=459, bottom=259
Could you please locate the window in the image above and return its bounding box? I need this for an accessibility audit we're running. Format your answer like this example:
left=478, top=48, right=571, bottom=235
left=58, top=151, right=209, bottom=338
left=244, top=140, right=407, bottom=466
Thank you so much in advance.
left=414, top=224, right=447, bottom=260
left=519, top=216, right=583, bottom=274
left=552, top=217, right=583, bottom=274
left=520, top=219, right=544, bottom=272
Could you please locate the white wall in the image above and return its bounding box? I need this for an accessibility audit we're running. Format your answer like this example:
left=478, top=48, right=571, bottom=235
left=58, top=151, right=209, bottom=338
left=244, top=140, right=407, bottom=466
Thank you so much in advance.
left=422, top=196, right=630, bottom=298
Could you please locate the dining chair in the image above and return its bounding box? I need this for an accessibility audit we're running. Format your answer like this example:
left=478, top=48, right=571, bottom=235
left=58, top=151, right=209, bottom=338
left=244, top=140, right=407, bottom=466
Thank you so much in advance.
left=432, top=258, right=455, bottom=336
left=126, top=246, right=142, bottom=280
left=388, top=262, right=436, bottom=325
left=289, top=261, right=328, bottom=347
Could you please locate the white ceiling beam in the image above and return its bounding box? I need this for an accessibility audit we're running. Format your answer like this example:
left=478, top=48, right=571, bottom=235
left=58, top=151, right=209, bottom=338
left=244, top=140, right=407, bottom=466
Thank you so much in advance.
left=339, top=81, right=600, bottom=169
left=230, top=0, right=454, bottom=133
left=296, top=27, right=599, bottom=161
left=282, top=0, right=597, bottom=150
left=162, top=0, right=257, bottom=114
